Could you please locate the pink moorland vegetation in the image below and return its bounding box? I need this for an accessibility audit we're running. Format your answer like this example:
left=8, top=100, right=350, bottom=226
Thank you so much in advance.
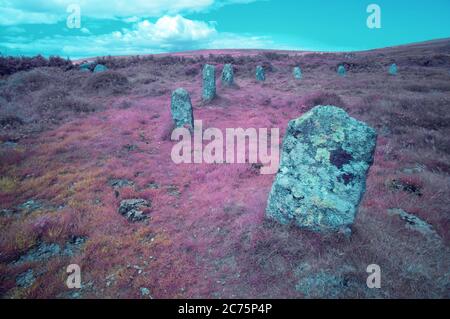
left=0, top=39, right=449, bottom=298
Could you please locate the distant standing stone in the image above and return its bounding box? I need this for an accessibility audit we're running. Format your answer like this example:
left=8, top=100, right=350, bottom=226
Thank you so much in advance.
left=266, top=105, right=377, bottom=233
left=256, top=65, right=265, bottom=81
left=293, top=66, right=302, bottom=80
left=221, top=63, right=234, bottom=86
left=202, top=64, right=216, bottom=101
left=389, top=63, right=398, bottom=75
left=337, top=65, right=346, bottom=77
left=93, top=64, right=108, bottom=73
left=171, top=88, right=194, bottom=130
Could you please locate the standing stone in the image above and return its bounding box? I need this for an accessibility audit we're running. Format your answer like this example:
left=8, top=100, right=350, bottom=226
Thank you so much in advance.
left=221, top=63, right=234, bottom=86
left=256, top=65, right=265, bottom=81
left=337, top=65, right=346, bottom=77
left=171, top=88, right=194, bottom=130
left=389, top=63, right=398, bottom=75
left=266, top=105, right=377, bottom=233
left=202, top=64, right=216, bottom=101
left=293, top=66, right=302, bottom=80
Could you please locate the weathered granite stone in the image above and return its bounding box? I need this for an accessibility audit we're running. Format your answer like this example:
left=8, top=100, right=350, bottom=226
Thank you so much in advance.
left=170, top=88, right=194, bottom=130
left=256, top=65, right=265, bottom=81
left=266, top=105, right=377, bottom=233
left=79, top=62, right=94, bottom=72
left=337, top=65, right=346, bottom=77
left=118, top=199, right=150, bottom=222
left=293, top=66, right=302, bottom=80
left=93, top=64, right=108, bottom=73
left=221, top=63, right=234, bottom=86
left=202, top=64, right=216, bottom=101
left=389, top=63, right=398, bottom=75
left=16, top=269, right=35, bottom=288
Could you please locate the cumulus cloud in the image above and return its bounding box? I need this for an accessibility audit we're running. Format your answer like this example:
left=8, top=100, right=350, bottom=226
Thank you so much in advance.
left=0, top=0, right=262, bottom=25
left=0, top=15, right=273, bottom=58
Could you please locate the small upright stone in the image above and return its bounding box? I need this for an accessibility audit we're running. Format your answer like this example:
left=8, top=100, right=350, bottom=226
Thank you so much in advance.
left=202, top=64, right=216, bottom=101
left=256, top=65, right=265, bottom=81
left=221, top=64, right=234, bottom=86
left=293, top=66, right=302, bottom=80
left=389, top=63, right=398, bottom=76
left=266, top=105, right=377, bottom=233
left=337, top=65, right=346, bottom=77
left=93, top=64, right=108, bottom=73
left=171, top=88, right=194, bottom=130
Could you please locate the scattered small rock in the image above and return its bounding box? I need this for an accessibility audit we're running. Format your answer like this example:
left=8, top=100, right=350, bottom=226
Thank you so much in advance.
left=16, top=269, right=35, bottom=288
left=109, top=178, right=134, bottom=189
left=388, top=179, right=422, bottom=196
left=13, top=237, right=86, bottom=265
left=140, top=287, right=151, bottom=298
left=118, top=199, right=151, bottom=222
left=17, top=199, right=44, bottom=213
left=146, top=182, right=160, bottom=189
left=388, top=208, right=441, bottom=241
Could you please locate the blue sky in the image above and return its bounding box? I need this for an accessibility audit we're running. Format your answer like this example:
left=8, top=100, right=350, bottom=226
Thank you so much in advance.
left=1, top=0, right=449, bottom=59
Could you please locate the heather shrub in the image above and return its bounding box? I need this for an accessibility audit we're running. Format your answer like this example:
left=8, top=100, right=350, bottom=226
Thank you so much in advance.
left=37, top=86, right=95, bottom=114
left=84, top=70, right=129, bottom=93
left=6, top=69, right=54, bottom=93
left=0, top=103, right=26, bottom=127
left=0, top=55, right=72, bottom=76
left=302, top=91, right=345, bottom=108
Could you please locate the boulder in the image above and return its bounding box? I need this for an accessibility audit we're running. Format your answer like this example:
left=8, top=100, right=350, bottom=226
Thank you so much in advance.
left=118, top=199, right=150, bottom=222
left=293, top=66, right=302, bottom=80
left=170, top=88, right=194, bottom=130
left=256, top=65, right=265, bottom=81
left=79, top=62, right=94, bottom=72
left=202, top=64, right=216, bottom=101
left=221, top=63, right=234, bottom=86
left=266, top=105, right=377, bottom=233
left=93, top=64, right=108, bottom=73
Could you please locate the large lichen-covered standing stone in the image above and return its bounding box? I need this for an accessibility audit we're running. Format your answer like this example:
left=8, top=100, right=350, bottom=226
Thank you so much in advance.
left=293, top=66, right=302, bottom=80
left=171, top=88, right=194, bottom=130
left=266, top=105, right=377, bottom=233
left=337, top=65, right=346, bottom=77
left=256, top=65, right=265, bottom=81
left=202, top=64, right=216, bottom=101
left=221, top=63, right=234, bottom=86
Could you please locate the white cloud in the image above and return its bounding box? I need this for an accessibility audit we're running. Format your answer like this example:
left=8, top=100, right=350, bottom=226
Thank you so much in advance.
left=0, top=15, right=274, bottom=58
left=0, top=0, right=263, bottom=25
